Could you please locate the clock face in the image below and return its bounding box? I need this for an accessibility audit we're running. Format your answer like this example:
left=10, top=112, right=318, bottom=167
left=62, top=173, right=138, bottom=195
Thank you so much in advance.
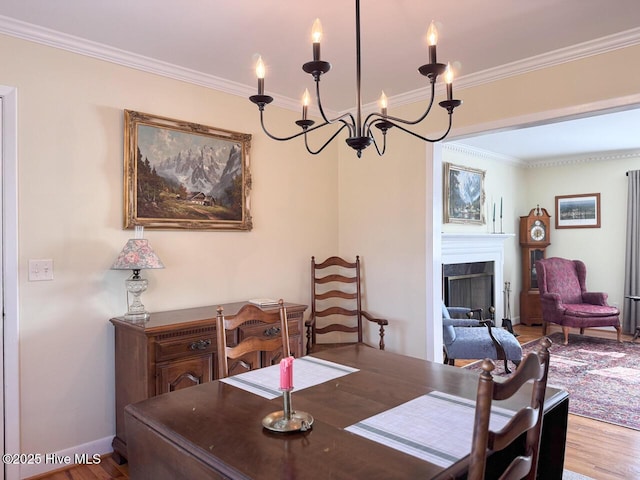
left=530, top=223, right=546, bottom=241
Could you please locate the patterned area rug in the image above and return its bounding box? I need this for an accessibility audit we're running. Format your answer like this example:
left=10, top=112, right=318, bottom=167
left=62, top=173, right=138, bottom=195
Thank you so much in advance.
left=464, top=332, right=640, bottom=430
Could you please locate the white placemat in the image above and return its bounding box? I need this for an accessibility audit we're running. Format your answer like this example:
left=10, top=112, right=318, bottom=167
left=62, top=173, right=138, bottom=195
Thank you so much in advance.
left=221, top=355, right=359, bottom=399
left=345, top=391, right=515, bottom=467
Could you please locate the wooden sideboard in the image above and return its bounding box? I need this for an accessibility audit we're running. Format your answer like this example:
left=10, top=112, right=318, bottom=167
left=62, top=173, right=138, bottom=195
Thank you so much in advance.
left=110, top=301, right=307, bottom=464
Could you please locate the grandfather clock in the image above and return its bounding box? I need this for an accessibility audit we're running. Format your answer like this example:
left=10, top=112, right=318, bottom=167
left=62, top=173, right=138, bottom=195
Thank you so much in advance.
left=519, top=206, right=551, bottom=325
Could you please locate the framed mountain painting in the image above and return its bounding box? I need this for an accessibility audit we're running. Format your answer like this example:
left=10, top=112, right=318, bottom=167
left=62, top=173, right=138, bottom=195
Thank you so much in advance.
left=123, top=110, right=252, bottom=230
left=443, top=162, right=485, bottom=225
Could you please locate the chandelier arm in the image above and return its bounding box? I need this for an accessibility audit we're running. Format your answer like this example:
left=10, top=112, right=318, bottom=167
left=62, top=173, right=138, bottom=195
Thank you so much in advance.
left=258, top=110, right=337, bottom=142
left=362, top=82, right=437, bottom=133
left=315, top=81, right=356, bottom=137
left=367, top=130, right=387, bottom=157
left=304, top=123, right=352, bottom=155
left=363, top=112, right=384, bottom=130
left=385, top=82, right=438, bottom=127
left=379, top=114, right=454, bottom=143
left=314, top=80, right=333, bottom=125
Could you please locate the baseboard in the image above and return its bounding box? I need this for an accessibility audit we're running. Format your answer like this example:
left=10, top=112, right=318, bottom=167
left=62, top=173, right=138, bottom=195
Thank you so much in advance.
left=19, top=436, right=113, bottom=479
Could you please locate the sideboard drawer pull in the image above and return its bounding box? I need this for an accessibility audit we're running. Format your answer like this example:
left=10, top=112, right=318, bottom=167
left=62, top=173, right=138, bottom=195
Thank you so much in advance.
left=189, top=339, right=212, bottom=351
left=263, top=327, right=281, bottom=337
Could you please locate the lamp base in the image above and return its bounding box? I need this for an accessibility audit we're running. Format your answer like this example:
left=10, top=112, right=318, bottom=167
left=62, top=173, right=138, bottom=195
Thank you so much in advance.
left=124, top=276, right=150, bottom=323
left=124, top=311, right=150, bottom=322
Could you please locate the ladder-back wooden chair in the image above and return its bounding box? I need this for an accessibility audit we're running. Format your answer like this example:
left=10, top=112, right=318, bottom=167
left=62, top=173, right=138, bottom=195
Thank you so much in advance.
left=305, top=255, right=388, bottom=354
left=216, top=299, right=291, bottom=379
left=468, top=337, right=552, bottom=480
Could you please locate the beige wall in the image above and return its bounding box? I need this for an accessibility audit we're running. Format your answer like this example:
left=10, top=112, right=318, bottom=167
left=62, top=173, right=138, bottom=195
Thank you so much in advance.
left=338, top=136, right=430, bottom=357
left=3, top=29, right=640, bottom=472
left=337, top=43, right=640, bottom=360
left=0, top=33, right=339, bottom=463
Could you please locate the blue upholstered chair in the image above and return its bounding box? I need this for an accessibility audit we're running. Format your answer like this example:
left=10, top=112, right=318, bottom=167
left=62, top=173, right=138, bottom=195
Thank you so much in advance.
left=442, top=303, right=522, bottom=373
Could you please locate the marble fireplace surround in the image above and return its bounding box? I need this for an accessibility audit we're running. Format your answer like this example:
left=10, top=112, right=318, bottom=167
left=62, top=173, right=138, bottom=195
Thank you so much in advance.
left=441, top=233, right=514, bottom=325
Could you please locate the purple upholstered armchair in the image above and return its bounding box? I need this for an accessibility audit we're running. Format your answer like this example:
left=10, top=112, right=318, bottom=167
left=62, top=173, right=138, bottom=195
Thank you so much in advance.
left=535, top=257, right=621, bottom=345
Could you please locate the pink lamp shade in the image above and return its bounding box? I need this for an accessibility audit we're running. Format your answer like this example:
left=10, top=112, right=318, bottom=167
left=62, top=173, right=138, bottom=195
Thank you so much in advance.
left=111, top=239, right=164, bottom=272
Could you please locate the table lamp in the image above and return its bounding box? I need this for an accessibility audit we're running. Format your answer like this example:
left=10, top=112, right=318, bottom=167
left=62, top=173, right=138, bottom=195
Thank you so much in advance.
left=111, top=226, right=164, bottom=322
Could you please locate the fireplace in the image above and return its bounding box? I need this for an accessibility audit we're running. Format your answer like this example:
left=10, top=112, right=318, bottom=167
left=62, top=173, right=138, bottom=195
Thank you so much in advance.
left=443, top=261, right=494, bottom=315
left=441, top=233, right=514, bottom=324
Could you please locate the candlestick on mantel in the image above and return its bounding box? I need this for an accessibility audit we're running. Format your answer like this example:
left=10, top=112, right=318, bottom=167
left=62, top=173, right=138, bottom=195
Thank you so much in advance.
left=492, top=202, right=496, bottom=234
left=500, top=197, right=503, bottom=219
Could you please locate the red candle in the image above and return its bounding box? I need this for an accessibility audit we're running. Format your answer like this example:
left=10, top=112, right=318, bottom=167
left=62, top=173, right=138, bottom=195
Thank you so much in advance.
left=279, top=356, right=294, bottom=390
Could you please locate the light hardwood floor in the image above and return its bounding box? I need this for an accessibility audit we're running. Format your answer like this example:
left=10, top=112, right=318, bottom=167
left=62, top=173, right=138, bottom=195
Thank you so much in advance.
left=29, top=324, right=640, bottom=480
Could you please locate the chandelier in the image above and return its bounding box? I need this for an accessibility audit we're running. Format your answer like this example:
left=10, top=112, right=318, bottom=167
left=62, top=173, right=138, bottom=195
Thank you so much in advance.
left=249, top=0, right=462, bottom=158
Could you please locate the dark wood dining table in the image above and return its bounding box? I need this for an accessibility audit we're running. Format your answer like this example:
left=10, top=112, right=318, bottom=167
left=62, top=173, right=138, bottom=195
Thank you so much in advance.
left=125, top=344, right=568, bottom=480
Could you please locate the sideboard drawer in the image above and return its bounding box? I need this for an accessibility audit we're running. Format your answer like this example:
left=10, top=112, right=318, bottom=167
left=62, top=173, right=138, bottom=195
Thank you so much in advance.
left=239, top=319, right=300, bottom=341
left=156, top=334, right=216, bottom=361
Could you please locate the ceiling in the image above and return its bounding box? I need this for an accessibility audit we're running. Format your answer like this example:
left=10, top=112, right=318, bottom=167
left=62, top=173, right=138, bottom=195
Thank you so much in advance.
left=446, top=108, right=640, bottom=163
left=1, top=0, right=640, bottom=160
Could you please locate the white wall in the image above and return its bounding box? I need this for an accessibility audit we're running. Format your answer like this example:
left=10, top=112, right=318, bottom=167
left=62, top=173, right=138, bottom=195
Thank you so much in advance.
left=441, top=146, right=527, bottom=316
left=526, top=153, right=640, bottom=313
left=438, top=146, right=639, bottom=325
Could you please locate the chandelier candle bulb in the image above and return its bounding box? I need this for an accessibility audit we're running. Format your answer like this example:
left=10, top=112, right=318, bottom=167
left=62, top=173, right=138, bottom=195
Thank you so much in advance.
left=256, top=56, right=265, bottom=95
left=380, top=91, right=388, bottom=116
left=427, top=21, right=438, bottom=64
left=302, top=89, right=310, bottom=120
left=445, top=63, right=454, bottom=100
left=312, top=18, right=323, bottom=61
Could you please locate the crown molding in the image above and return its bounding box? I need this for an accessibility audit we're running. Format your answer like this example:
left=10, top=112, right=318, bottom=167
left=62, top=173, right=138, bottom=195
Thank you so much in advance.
left=525, top=148, right=640, bottom=168
left=442, top=143, right=524, bottom=166
left=0, top=16, right=241, bottom=95
left=388, top=27, right=640, bottom=109
left=1, top=14, right=640, bottom=116
left=443, top=142, right=640, bottom=169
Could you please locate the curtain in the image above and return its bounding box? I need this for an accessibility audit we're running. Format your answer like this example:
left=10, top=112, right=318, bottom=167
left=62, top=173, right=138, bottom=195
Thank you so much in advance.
left=623, top=170, right=640, bottom=335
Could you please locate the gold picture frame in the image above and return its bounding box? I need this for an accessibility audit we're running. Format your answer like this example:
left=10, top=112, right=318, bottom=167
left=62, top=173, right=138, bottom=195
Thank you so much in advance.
left=123, top=110, right=252, bottom=230
left=443, top=162, right=486, bottom=225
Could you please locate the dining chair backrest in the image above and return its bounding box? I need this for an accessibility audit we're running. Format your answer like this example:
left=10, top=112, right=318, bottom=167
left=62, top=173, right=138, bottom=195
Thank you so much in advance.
left=216, top=299, right=290, bottom=379
left=468, top=337, right=552, bottom=480
left=306, top=255, right=388, bottom=353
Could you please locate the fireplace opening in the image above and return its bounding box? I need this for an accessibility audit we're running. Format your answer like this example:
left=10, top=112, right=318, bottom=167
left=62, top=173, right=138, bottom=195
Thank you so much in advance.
left=443, top=261, right=495, bottom=317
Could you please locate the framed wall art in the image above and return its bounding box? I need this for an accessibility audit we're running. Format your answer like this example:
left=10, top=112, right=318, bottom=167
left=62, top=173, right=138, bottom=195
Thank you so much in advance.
left=123, top=110, right=252, bottom=230
left=443, top=163, right=486, bottom=225
left=555, top=193, right=600, bottom=229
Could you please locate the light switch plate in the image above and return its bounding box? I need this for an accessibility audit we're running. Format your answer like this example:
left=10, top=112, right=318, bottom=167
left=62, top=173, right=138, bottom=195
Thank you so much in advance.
left=28, top=259, right=54, bottom=281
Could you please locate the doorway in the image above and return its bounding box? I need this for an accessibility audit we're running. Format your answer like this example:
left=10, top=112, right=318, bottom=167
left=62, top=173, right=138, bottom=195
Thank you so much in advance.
left=427, top=94, right=640, bottom=362
left=1, top=85, right=20, bottom=480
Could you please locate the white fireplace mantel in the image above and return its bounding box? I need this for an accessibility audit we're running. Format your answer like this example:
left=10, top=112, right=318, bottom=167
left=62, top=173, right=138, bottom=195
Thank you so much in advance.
left=441, top=233, right=515, bottom=323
